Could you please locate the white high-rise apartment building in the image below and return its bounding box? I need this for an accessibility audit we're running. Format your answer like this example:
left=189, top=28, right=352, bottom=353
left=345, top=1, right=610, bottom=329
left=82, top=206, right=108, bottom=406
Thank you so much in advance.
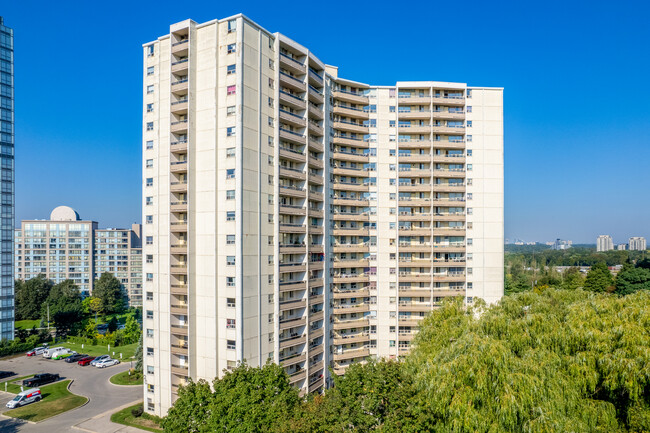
left=629, top=237, right=646, bottom=251
left=597, top=235, right=614, bottom=252
left=142, top=15, right=503, bottom=416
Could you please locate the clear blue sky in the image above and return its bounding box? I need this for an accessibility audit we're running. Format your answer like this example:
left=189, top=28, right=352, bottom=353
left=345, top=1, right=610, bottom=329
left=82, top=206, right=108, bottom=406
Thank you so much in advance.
left=4, top=0, right=650, bottom=243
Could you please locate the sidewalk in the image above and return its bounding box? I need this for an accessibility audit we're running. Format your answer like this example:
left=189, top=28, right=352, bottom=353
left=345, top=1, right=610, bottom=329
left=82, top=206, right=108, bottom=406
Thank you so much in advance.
left=73, top=400, right=143, bottom=433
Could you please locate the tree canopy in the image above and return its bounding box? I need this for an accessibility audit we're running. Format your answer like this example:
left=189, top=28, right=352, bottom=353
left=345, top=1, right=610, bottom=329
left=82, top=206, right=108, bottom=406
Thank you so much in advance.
left=93, top=272, right=126, bottom=314
left=14, top=275, right=52, bottom=320
left=583, top=261, right=615, bottom=292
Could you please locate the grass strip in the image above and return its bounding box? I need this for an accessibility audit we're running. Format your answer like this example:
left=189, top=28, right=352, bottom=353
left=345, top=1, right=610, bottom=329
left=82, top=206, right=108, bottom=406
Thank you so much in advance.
left=4, top=380, right=87, bottom=422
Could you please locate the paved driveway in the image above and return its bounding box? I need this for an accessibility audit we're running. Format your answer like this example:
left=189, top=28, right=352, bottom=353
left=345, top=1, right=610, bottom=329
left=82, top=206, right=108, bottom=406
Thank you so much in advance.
left=0, top=354, right=142, bottom=432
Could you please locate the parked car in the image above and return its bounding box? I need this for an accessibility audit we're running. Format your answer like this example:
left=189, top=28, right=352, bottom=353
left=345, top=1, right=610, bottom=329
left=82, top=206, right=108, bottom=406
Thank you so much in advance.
left=65, top=353, right=88, bottom=363
left=51, top=349, right=75, bottom=360
left=42, top=347, right=64, bottom=359
left=90, top=355, right=111, bottom=366
left=22, top=373, right=59, bottom=387
left=0, top=371, right=15, bottom=379
left=26, top=346, right=47, bottom=357
left=95, top=358, right=120, bottom=368
left=6, top=388, right=41, bottom=408
left=77, top=356, right=96, bottom=366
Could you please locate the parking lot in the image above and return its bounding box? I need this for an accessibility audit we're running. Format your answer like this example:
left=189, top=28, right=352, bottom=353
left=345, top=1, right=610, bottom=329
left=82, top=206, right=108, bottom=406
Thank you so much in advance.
left=0, top=352, right=142, bottom=432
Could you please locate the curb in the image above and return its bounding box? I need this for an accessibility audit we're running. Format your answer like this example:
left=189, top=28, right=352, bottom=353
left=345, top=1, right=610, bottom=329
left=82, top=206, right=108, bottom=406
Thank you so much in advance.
left=108, top=370, right=144, bottom=387
left=72, top=399, right=143, bottom=433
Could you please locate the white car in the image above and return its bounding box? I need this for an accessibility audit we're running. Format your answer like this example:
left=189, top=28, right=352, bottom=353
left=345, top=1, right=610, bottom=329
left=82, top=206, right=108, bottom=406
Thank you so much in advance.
left=6, top=388, right=41, bottom=408
left=42, top=347, right=64, bottom=359
left=90, top=355, right=111, bottom=366
left=95, top=358, right=120, bottom=368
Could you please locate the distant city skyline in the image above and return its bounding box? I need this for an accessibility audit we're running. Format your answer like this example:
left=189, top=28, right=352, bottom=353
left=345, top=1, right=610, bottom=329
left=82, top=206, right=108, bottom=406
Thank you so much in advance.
left=4, top=1, right=650, bottom=243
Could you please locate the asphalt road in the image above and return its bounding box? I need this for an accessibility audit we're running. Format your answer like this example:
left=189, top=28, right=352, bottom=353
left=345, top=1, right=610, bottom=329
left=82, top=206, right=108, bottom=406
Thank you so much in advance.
left=0, top=354, right=142, bottom=432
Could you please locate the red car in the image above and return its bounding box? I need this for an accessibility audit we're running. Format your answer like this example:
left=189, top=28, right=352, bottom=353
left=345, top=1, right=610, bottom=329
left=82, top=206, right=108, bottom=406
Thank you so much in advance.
left=77, top=356, right=96, bottom=366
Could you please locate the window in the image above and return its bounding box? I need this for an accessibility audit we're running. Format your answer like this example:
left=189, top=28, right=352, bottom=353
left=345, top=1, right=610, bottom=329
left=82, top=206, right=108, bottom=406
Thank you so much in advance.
left=467, top=135, right=473, bottom=142
left=268, top=116, right=274, bottom=127
left=467, top=193, right=473, bottom=200
left=147, top=66, right=154, bottom=76
left=146, top=236, right=153, bottom=245
left=226, top=211, right=235, bottom=221
left=268, top=155, right=274, bottom=165
left=268, top=313, right=274, bottom=323
left=146, top=159, right=153, bottom=168
left=467, top=253, right=473, bottom=260
left=467, top=222, right=473, bottom=229
left=227, top=127, right=235, bottom=137
left=268, top=194, right=274, bottom=204
left=268, top=136, right=274, bottom=147
left=269, top=38, right=274, bottom=50
left=228, top=19, right=237, bottom=33
left=146, top=215, right=153, bottom=224
left=226, top=147, right=235, bottom=157
left=226, top=190, right=235, bottom=200
left=147, top=384, right=154, bottom=393
left=147, top=85, right=154, bottom=94
left=467, top=164, right=473, bottom=171
left=268, top=214, right=274, bottom=223
left=147, top=347, right=154, bottom=356
left=268, top=236, right=273, bottom=245
left=268, top=175, right=273, bottom=185
left=389, top=149, right=396, bottom=156
left=389, top=120, right=396, bottom=127
left=389, top=340, right=396, bottom=347
left=227, top=298, right=236, bottom=307
left=389, top=193, right=396, bottom=200
left=226, top=256, right=235, bottom=266
left=147, top=366, right=154, bottom=374
left=466, top=89, right=472, bottom=98
left=146, top=254, right=153, bottom=263
left=268, top=78, right=274, bottom=89
left=227, top=64, right=236, bottom=75
left=467, top=149, right=472, bottom=157
left=147, top=103, right=154, bottom=113
left=226, top=169, right=235, bottom=179
left=146, top=178, right=153, bottom=187
left=146, top=140, right=154, bottom=150
left=467, top=238, right=473, bottom=246
left=467, top=178, right=473, bottom=186
left=146, top=45, right=154, bottom=57
left=389, top=164, right=395, bottom=171
left=268, top=255, right=273, bottom=265
left=146, top=292, right=153, bottom=301
left=227, top=85, right=236, bottom=95
left=146, top=310, right=154, bottom=319
left=467, top=120, right=472, bottom=128
left=467, top=106, right=472, bottom=113
left=146, top=122, right=154, bottom=131
left=224, top=235, right=236, bottom=246
left=467, top=282, right=473, bottom=289
left=227, top=43, right=236, bottom=54
left=227, top=340, right=236, bottom=350
left=269, top=59, right=274, bottom=70
left=226, top=277, right=235, bottom=287
left=146, top=273, right=153, bottom=282
left=227, top=105, right=236, bottom=116
left=226, top=319, right=236, bottom=329
left=467, top=267, right=473, bottom=275
left=389, top=178, right=396, bottom=185
left=268, top=97, right=274, bottom=108
left=389, top=106, right=395, bottom=112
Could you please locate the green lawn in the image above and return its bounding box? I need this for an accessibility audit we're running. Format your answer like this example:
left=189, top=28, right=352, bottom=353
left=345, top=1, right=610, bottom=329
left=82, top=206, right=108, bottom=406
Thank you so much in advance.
left=4, top=379, right=87, bottom=422
left=59, top=341, right=138, bottom=359
left=1, top=375, right=34, bottom=394
left=111, top=402, right=163, bottom=432
left=110, top=370, right=143, bottom=386
left=14, top=319, right=42, bottom=330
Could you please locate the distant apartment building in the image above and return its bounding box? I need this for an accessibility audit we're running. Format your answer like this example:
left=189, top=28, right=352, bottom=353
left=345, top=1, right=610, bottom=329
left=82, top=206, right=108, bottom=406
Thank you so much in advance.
left=14, top=206, right=143, bottom=305
left=596, top=235, right=613, bottom=252
left=0, top=17, right=14, bottom=340
left=616, top=244, right=627, bottom=251
left=552, top=239, right=572, bottom=250
left=142, top=15, right=503, bottom=416
left=629, top=237, right=647, bottom=251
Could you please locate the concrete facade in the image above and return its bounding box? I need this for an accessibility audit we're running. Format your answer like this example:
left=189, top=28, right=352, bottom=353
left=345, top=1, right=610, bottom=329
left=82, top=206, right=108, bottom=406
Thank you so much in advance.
left=629, top=237, right=647, bottom=251
left=597, top=235, right=614, bottom=252
left=142, top=14, right=504, bottom=416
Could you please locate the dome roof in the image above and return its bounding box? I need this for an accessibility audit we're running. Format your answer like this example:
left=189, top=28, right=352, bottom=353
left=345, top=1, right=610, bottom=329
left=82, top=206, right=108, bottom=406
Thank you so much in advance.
left=50, top=206, right=80, bottom=221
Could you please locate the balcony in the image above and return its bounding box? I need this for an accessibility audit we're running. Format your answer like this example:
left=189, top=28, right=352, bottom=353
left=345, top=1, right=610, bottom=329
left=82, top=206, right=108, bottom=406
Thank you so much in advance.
left=433, top=140, right=466, bottom=150
left=171, top=58, right=189, bottom=74
left=431, top=95, right=465, bottom=106
left=170, top=303, right=188, bottom=315
left=279, top=90, right=306, bottom=110
left=332, top=212, right=369, bottom=222
left=171, top=39, right=189, bottom=55
left=332, top=105, right=370, bottom=119
left=171, top=343, right=189, bottom=356
left=170, top=324, right=188, bottom=335
left=170, top=200, right=188, bottom=212
left=433, top=154, right=466, bottom=164
left=397, top=94, right=431, bottom=105
left=332, top=303, right=370, bottom=314
left=170, top=221, right=188, bottom=232
left=279, top=261, right=307, bottom=274
left=332, top=243, right=369, bottom=253
left=170, top=180, right=188, bottom=193
left=333, top=150, right=369, bottom=163
left=279, top=71, right=305, bottom=92
left=398, top=140, right=433, bottom=149
left=280, top=351, right=307, bottom=367
left=171, top=120, right=189, bottom=134
left=279, top=166, right=306, bottom=181
left=279, top=297, right=307, bottom=311
left=307, top=155, right=324, bottom=170
left=308, top=103, right=323, bottom=120
left=279, top=128, right=305, bottom=145
left=333, top=120, right=368, bottom=134
left=279, top=222, right=306, bottom=233
left=170, top=140, right=188, bottom=153
left=332, top=274, right=370, bottom=284
left=398, top=124, right=431, bottom=134
left=171, top=79, right=188, bottom=95
left=332, top=332, right=370, bottom=345
left=279, top=146, right=306, bottom=162
left=279, top=280, right=307, bottom=292
left=308, top=68, right=324, bottom=86
left=332, top=227, right=369, bottom=236
left=332, top=89, right=369, bottom=105
left=307, top=120, right=324, bottom=136
left=280, top=315, right=306, bottom=330
left=398, top=110, right=431, bottom=120
left=170, top=242, right=188, bottom=254
left=432, top=183, right=465, bottom=192
left=279, top=52, right=306, bottom=74
left=333, top=287, right=370, bottom=298
left=333, top=182, right=370, bottom=193
left=279, top=185, right=306, bottom=198
left=171, top=99, right=189, bottom=114
left=332, top=348, right=370, bottom=361
left=432, top=125, right=465, bottom=134
left=308, top=138, right=324, bottom=153
left=279, top=204, right=306, bottom=216
left=279, top=109, right=306, bottom=127
left=332, top=135, right=369, bottom=147
left=308, top=85, right=324, bottom=105
left=398, top=154, right=431, bottom=163
left=333, top=258, right=369, bottom=268
left=279, top=242, right=306, bottom=254
left=432, top=110, right=465, bottom=120
left=433, top=244, right=466, bottom=253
